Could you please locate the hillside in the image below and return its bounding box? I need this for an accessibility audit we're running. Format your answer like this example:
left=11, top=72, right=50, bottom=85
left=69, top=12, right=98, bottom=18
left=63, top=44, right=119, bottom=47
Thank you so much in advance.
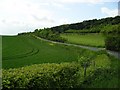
left=26, top=16, right=120, bottom=52
left=2, top=16, right=120, bottom=89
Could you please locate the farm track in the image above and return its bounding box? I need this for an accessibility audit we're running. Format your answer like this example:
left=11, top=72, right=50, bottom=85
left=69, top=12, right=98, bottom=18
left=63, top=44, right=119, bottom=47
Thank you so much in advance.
left=33, top=35, right=120, bottom=59
left=3, top=48, right=39, bottom=60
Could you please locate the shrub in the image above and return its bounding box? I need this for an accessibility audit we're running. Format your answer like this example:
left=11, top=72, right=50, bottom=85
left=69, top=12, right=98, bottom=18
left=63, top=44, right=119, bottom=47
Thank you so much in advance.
left=34, top=29, right=67, bottom=43
left=2, top=63, right=82, bottom=89
left=105, top=34, right=120, bottom=51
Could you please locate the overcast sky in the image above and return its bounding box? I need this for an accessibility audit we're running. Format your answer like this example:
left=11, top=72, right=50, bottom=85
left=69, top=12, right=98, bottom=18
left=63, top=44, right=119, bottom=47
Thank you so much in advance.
left=0, top=0, right=119, bottom=35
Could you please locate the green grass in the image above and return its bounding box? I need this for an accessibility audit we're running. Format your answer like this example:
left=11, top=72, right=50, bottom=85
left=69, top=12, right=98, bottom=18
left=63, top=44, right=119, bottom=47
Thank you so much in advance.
left=2, top=35, right=89, bottom=69
left=80, top=53, right=120, bottom=88
left=61, top=33, right=105, bottom=47
left=94, top=54, right=111, bottom=68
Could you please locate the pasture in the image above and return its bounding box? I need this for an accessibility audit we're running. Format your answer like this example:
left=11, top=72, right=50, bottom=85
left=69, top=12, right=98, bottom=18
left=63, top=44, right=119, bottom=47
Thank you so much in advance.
left=61, top=33, right=105, bottom=47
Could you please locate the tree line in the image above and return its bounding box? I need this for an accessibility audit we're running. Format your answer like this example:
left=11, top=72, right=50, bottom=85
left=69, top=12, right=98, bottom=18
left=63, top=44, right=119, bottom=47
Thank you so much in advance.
left=50, top=16, right=120, bottom=33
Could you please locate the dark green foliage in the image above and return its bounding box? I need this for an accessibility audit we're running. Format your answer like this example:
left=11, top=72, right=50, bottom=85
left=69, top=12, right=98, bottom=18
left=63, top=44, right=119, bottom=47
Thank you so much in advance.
left=51, top=24, right=69, bottom=33
left=18, top=32, right=32, bottom=35
left=105, top=34, right=120, bottom=52
left=65, top=24, right=120, bottom=34
left=34, top=28, right=66, bottom=43
left=50, top=16, right=120, bottom=33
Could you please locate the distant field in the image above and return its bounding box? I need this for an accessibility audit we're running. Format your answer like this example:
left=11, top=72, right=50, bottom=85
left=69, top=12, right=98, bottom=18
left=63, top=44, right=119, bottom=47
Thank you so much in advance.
left=61, top=33, right=105, bottom=47
left=2, top=35, right=91, bottom=69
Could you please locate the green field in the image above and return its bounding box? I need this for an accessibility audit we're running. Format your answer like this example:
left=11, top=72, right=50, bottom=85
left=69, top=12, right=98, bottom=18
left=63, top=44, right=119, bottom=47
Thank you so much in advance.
left=61, top=33, right=105, bottom=47
left=2, top=35, right=76, bottom=68
left=3, top=35, right=92, bottom=69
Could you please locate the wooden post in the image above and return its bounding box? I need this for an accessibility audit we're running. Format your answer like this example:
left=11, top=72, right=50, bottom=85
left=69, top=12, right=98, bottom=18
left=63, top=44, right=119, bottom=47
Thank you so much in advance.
left=84, top=64, right=87, bottom=77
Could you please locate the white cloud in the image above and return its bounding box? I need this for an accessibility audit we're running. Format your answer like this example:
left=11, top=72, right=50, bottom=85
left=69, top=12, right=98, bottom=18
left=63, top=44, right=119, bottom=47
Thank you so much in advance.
left=0, top=0, right=73, bottom=35
left=101, top=7, right=118, bottom=17
left=52, top=2, right=64, bottom=7
left=47, top=0, right=118, bottom=4
left=0, top=0, right=56, bottom=35
left=59, top=0, right=102, bottom=4
left=1, top=0, right=53, bottom=21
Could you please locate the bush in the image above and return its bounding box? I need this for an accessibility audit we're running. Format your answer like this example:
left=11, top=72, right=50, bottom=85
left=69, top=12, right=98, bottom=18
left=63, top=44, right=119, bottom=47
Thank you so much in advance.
left=2, top=63, right=82, bottom=89
left=34, top=29, right=67, bottom=43
left=105, top=34, right=120, bottom=51
left=101, top=24, right=120, bottom=34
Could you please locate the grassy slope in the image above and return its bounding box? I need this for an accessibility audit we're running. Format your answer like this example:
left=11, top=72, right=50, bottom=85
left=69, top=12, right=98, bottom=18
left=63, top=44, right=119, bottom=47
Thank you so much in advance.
left=61, top=33, right=105, bottom=47
left=2, top=35, right=85, bottom=69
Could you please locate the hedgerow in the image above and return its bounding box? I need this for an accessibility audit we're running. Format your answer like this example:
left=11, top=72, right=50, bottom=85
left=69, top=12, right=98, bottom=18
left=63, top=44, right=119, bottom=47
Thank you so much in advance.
left=2, top=54, right=119, bottom=89
left=2, top=63, right=82, bottom=89
left=105, top=34, right=120, bottom=51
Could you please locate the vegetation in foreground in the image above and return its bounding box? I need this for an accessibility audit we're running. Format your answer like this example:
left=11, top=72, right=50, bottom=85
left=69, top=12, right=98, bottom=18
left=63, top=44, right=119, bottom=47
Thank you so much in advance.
left=2, top=51, right=120, bottom=89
